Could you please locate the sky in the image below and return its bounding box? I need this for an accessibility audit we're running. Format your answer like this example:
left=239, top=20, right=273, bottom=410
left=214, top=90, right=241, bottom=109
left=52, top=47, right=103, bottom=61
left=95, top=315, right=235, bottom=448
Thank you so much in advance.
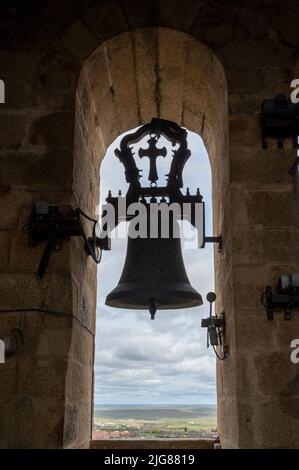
left=94, top=128, right=216, bottom=406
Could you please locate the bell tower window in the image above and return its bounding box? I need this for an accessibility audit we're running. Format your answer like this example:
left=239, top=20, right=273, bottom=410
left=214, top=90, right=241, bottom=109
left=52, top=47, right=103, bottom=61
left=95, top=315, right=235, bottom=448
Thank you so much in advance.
left=93, top=124, right=217, bottom=440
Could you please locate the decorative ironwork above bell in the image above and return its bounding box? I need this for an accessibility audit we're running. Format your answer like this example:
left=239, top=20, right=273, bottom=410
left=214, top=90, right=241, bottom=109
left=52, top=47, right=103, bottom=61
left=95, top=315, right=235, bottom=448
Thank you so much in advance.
left=106, top=213, right=203, bottom=319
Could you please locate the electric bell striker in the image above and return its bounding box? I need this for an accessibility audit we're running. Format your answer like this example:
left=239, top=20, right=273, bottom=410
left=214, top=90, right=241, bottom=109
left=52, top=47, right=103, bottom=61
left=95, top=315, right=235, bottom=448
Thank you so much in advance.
left=102, top=118, right=221, bottom=319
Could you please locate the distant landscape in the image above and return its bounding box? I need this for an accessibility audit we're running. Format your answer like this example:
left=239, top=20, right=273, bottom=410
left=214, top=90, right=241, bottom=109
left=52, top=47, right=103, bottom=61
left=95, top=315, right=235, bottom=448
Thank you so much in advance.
left=93, top=405, right=217, bottom=439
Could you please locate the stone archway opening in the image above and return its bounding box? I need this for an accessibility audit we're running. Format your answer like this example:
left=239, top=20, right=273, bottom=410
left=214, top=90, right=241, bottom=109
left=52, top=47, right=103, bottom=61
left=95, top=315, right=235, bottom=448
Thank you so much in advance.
left=93, top=125, right=217, bottom=440
left=72, top=27, right=230, bottom=446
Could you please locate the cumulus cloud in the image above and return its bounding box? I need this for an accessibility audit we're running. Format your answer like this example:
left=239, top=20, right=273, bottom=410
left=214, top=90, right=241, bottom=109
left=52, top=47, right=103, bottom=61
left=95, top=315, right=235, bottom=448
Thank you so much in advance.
left=95, top=130, right=216, bottom=405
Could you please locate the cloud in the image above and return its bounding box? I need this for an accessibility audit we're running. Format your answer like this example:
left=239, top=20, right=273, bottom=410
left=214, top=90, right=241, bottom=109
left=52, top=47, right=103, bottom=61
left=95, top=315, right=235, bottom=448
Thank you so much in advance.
left=95, top=129, right=216, bottom=405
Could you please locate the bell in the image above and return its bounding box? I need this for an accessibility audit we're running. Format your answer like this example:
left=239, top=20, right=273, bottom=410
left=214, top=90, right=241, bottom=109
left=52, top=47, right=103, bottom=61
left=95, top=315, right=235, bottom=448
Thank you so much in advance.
left=105, top=214, right=203, bottom=319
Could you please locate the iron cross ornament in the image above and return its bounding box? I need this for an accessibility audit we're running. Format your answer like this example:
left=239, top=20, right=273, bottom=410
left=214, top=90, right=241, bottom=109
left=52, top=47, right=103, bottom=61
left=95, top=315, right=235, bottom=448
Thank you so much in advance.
left=139, top=136, right=167, bottom=186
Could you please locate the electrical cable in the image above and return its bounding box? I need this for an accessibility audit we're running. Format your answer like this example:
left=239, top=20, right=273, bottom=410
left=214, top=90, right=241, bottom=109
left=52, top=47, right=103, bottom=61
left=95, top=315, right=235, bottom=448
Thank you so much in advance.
left=77, top=208, right=102, bottom=264
left=22, top=223, right=31, bottom=234
left=213, top=345, right=226, bottom=361
left=81, top=227, right=102, bottom=264
left=0, top=308, right=94, bottom=337
left=77, top=207, right=97, bottom=224
left=261, top=291, right=269, bottom=309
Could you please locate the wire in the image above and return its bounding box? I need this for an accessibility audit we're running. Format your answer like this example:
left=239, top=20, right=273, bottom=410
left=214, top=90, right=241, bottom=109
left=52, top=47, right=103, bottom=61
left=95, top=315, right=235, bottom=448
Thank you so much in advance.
left=213, top=345, right=226, bottom=361
left=22, top=224, right=31, bottom=234
left=81, top=227, right=102, bottom=264
left=77, top=207, right=97, bottom=224
left=77, top=208, right=102, bottom=264
left=0, top=308, right=94, bottom=337
left=261, top=291, right=269, bottom=309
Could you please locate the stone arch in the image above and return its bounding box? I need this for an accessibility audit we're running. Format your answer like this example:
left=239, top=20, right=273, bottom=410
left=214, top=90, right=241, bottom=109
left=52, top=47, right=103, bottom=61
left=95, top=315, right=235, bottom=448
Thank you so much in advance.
left=72, top=27, right=231, bottom=447
left=0, top=1, right=298, bottom=451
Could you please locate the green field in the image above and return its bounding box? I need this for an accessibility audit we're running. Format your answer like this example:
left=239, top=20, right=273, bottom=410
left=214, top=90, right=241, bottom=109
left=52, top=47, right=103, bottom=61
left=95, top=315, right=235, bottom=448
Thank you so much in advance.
left=93, top=405, right=217, bottom=439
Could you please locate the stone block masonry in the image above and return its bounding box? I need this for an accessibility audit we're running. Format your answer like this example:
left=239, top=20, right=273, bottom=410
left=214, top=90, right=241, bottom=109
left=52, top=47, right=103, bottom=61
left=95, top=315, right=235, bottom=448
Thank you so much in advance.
left=0, top=0, right=298, bottom=449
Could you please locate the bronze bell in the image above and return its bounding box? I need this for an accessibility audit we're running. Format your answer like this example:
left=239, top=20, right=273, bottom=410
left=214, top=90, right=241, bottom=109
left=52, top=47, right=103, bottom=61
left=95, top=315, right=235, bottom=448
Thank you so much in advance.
left=105, top=213, right=203, bottom=319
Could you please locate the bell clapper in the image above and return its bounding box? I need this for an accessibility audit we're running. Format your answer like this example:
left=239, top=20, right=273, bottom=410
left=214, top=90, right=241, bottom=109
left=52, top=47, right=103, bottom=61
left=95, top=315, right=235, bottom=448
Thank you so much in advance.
left=149, top=298, right=157, bottom=320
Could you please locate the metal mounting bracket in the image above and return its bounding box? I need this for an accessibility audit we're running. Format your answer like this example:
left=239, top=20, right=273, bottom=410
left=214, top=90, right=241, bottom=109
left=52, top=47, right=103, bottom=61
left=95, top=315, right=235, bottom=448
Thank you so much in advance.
left=262, top=285, right=299, bottom=321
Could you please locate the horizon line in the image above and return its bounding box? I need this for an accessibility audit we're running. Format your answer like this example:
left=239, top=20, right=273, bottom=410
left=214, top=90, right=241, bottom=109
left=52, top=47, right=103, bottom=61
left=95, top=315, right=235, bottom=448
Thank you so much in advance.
left=94, top=403, right=217, bottom=406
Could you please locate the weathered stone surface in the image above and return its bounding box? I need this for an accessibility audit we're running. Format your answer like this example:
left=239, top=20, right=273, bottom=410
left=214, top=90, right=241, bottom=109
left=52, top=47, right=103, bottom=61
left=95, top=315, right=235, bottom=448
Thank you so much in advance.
left=216, top=395, right=239, bottom=449
left=229, top=114, right=260, bottom=148
left=0, top=114, right=27, bottom=149
left=133, top=28, right=158, bottom=122
left=226, top=68, right=265, bottom=94
left=30, top=91, right=74, bottom=112
left=276, top=316, right=299, bottom=349
left=246, top=190, right=297, bottom=228
left=10, top=397, right=35, bottom=448
left=0, top=151, right=73, bottom=189
left=0, top=272, right=72, bottom=312
left=29, top=112, right=74, bottom=148
left=77, top=401, right=93, bottom=448
left=234, top=281, right=265, bottom=311
left=43, top=398, right=65, bottom=448
left=104, top=32, right=140, bottom=133
left=218, top=37, right=294, bottom=68
left=232, top=228, right=299, bottom=264
left=159, top=0, right=202, bottom=32
left=228, top=93, right=262, bottom=114
left=36, top=329, right=71, bottom=357
left=159, top=29, right=187, bottom=123
left=234, top=312, right=277, bottom=351
left=272, top=6, right=299, bottom=48
left=121, top=0, right=156, bottom=29
left=10, top=232, right=70, bottom=273
left=192, top=3, right=246, bottom=50
left=16, top=357, right=68, bottom=398
left=0, top=231, right=9, bottom=270
left=83, top=1, right=127, bottom=42
left=233, top=5, right=274, bottom=39
left=254, top=400, right=299, bottom=448
left=63, top=401, right=79, bottom=448
left=0, top=1, right=298, bottom=451
left=0, top=361, right=18, bottom=394
left=0, top=51, right=36, bottom=81
left=67, top=361, right=93, bottom=402
left=0, top=80, right=31, bottom=109
left=0, top=399, right=11, bottom=448
left=230, top=186, right=297, bottom=228
left=71, top=321, right=94, bottom=367
left=0, top=189, right=72, bottom=231
left=61, top=20, right=98, bottom=63
left=39, top=69, right=76, bottom=93
left=254, top=351, right=299, bottom=397
left=260, top=67, right=294, bottom=93
left=230, top=148, right=296, bottom=185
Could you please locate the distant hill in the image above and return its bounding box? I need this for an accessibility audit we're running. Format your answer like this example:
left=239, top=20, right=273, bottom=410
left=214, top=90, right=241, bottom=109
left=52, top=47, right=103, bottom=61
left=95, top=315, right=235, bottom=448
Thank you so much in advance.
left=94, top=404, right=217, bottom=420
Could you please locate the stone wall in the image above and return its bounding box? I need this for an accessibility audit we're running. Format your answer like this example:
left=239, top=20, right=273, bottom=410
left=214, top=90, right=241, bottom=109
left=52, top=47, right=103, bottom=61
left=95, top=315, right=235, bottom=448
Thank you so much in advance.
left=0, top=43, right=76, bottom=447
left=0, top=0, right=298, bottom=448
